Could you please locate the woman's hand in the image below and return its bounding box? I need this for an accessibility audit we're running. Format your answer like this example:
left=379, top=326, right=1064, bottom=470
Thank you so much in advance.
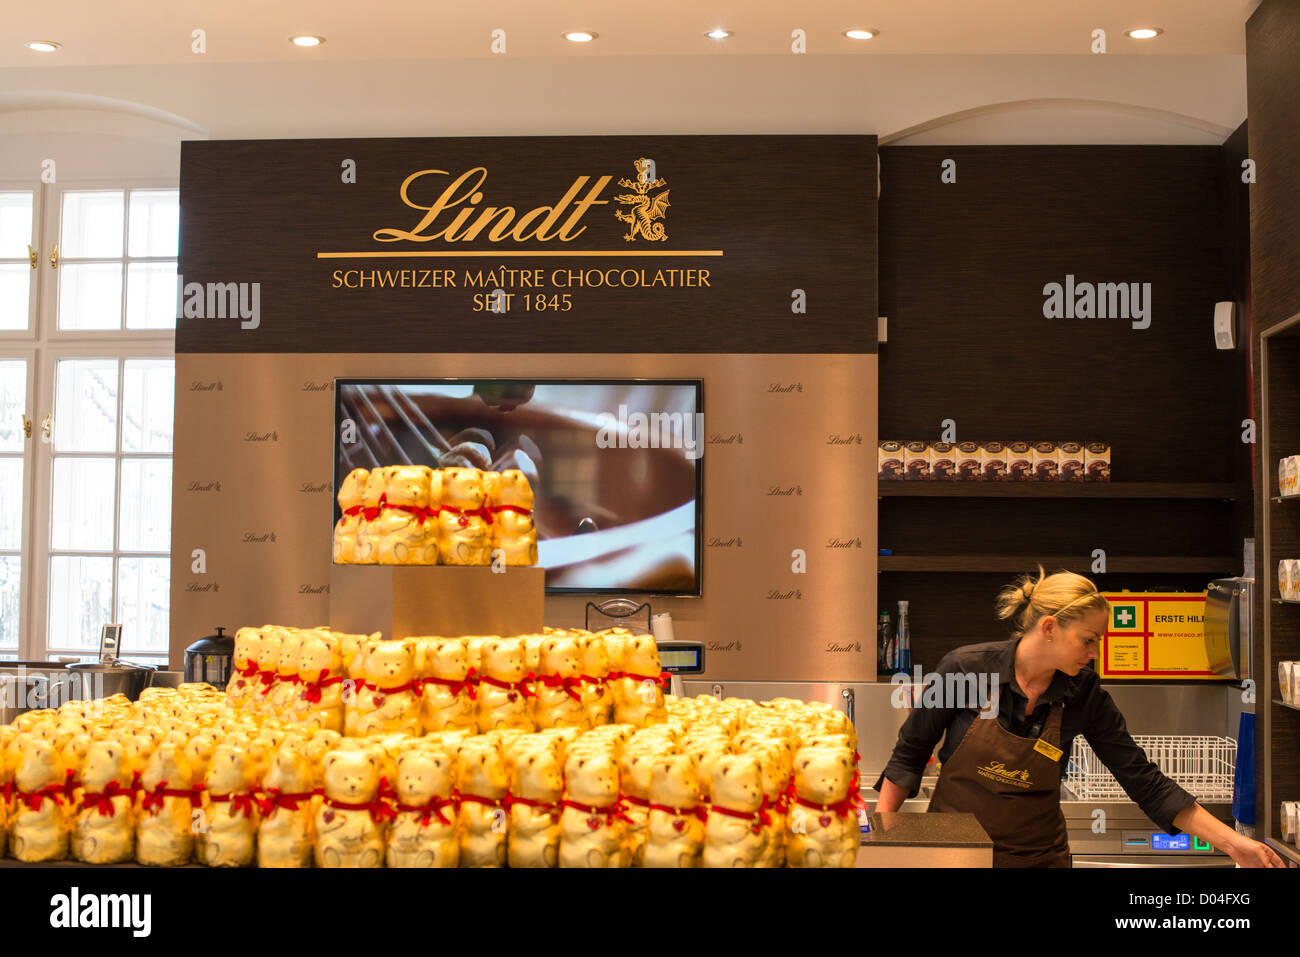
left=1223, top=833, right=1287, bottom=868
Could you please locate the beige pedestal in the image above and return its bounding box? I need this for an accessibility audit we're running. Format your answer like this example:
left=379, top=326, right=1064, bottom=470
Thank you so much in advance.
left=330, top=564, right=545, bottom=638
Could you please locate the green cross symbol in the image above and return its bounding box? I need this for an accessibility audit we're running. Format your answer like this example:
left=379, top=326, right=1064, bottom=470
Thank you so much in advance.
left=1112, top=605, right=1137, bottom=629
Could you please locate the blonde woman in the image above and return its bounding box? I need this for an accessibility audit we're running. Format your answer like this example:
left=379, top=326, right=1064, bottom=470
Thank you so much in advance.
left=874, top=566, right=1281, bottom=868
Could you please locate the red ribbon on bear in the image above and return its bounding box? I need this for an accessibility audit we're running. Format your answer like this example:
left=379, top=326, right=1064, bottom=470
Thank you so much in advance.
left=397, top=795, right=457, bottom=827
left=705, top=801, right=773, bottom=834
left=560, top=798, right=634, bottom=826
left=140, top=781, right=205, bottom=814
left=209, top=791, right=259, bottom=819
left=607, top=670, right=673, bottom=692
left=479, top=675, right=536, bottom=699
left=257, top=788, right=317, bottom=816
left=791, top=789, right=866, bottom=820
left=489, top=505, right=532, bottom=519
left=80, top=780, right=130, bottom=817
left=438, top=503, right=493, bottom=528
left=13, top=771, right=77, bottom=813
left=648, top=802, right=709, bottom=823
left=235, top=661, right=260, bottom=680
left=420, top=667, right=479, bottom=701
left=533, top=672, right=582, bottom=701
left=301, top=669, right=346, bottom=704
left=502, top=793, right=559, bottom=819
left=322, top=777, right=396, bottom=824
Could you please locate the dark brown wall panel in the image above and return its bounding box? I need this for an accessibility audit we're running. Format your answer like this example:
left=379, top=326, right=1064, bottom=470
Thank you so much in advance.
left=176, top=135, right=877, bottom=354
left=878, top=145, right=1235, bottom=482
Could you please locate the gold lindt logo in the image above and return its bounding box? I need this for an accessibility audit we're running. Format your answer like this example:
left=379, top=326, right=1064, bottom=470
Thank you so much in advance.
left=614, top=159, right=670, bottom=242
left=372, top=159, right=669, bottom=244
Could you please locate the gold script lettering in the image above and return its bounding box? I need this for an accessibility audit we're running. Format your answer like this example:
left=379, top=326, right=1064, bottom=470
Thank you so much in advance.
left=373, top=168, right=612, bottom=243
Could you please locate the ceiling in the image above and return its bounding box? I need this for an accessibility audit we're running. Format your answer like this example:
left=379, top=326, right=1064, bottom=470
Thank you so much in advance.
left=0, top=0, right=1263, bottom=66
left=0, top=2, right=1258, bottom=145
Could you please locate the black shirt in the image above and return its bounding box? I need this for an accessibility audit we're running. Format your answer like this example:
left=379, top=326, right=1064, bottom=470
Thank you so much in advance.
left=872, top=635, right=1199, bottom=835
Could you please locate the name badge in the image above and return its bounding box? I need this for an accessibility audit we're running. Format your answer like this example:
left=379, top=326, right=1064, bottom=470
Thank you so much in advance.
left=1033, top=738, right=1063, bottom=762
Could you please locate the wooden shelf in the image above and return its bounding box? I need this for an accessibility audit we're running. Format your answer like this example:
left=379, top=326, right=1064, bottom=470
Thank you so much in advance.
left=879, top=482, right=1238, bottom=499
left=1274, top=599, right=1300, bottom=606
left=879, top=555, right=1236, bottom=573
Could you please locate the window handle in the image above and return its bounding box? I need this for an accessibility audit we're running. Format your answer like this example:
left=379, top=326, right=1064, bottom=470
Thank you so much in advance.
left=26, top=244, right=36, bottom=269
left=49, top=244, right=58, bottom=270
left=21, top=414, right=32, bottom=439
left=41, top=413, right=52, bottom=441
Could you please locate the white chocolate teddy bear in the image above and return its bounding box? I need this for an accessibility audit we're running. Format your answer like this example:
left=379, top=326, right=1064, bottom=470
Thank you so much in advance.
left=333, top=467, right=369, bottom=564
left=314, top=748, right=389, bottom=868
left=438, top=467, right=491, bottom=565
left=387, top=744, right=459, bottom=868
left=72, top=738, right=135, bottom=864
left=419, top=637, right=479, bottom=734
left=199, top=741, right=260, bottom=867
left=643, top=754, right=705, bottom=868
left=506, top=743, right=563, bottom=868
left=559, top=750, right=627, bottom=868
left=375, top=465, right=438, bottom=565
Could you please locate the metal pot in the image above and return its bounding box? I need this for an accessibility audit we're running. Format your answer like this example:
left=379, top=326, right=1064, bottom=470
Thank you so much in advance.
left=68, top=661, right=155, bottom=702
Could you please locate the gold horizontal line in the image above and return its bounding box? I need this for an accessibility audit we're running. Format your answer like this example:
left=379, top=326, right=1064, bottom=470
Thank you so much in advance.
left=316, top=250, right=724, bottom=259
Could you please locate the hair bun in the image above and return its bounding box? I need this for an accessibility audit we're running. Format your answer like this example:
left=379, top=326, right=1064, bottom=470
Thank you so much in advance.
left=1021, top=582, right=1035, bottom=601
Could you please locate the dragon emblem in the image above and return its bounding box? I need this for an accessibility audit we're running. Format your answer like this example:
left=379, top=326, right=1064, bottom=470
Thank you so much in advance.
left=613, top=158, right=670, bottom=242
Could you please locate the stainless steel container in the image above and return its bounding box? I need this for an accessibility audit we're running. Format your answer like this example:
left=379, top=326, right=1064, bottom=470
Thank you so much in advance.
left=67, top=661, right=154, bottom=701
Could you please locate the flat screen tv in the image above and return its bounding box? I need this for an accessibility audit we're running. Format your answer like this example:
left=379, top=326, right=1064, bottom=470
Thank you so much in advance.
left=334, top=379, right=702, bottom=595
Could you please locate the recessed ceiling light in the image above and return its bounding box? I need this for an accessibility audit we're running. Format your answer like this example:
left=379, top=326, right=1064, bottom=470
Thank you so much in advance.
left=706, top=29, right=732, bottom=40
left=843, top=28, right=878, bottom=40
left=564, top=31, right=597, bottom=43
left=289, top=35, right=325, bottom=47
left=25, top=41, right=61, bottom=52
left=1126, top=27, right=1163, bottom=39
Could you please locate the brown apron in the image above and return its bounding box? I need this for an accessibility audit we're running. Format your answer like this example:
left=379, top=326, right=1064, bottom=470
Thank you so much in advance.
left=927, top=699, right=1071, bottom=867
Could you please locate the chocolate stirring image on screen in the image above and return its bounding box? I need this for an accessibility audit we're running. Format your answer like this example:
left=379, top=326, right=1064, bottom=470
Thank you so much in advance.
left=335, top=381, right=700, bottom=594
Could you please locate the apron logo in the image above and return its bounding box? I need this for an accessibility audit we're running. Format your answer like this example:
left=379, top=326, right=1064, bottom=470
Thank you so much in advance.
left=976, top=760, right=1033, bottom=789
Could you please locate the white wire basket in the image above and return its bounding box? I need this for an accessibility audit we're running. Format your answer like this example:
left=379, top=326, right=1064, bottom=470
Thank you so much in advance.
left=1064, top=735, right=1237, bottom=802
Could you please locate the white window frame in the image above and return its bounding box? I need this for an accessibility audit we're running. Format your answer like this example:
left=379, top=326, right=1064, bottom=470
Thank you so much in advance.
left=0, top=177, right=176, bottom=663
left=0, top=346, right=37, bottom=658
left=0, top=181, right=43, bottom=341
